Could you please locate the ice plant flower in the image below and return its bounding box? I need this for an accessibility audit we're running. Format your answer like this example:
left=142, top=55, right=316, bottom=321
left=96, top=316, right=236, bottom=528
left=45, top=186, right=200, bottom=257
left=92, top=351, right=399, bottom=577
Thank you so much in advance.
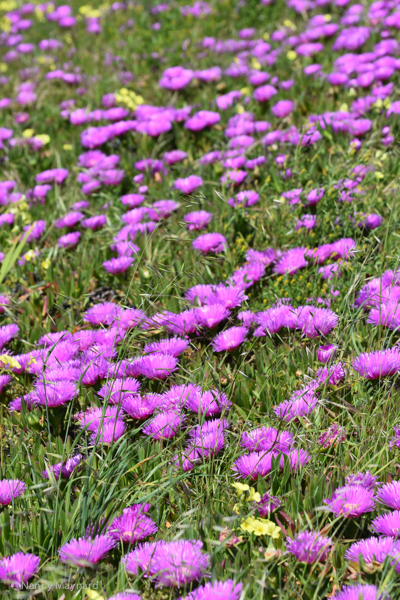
left=333, top=585, right=388, bottom=600
left=212, top=326, right=247, bottom=352
left=377, top=481, right=400, bottom=509
left=108, top=504, right=158, bottom=544
left=371, top=511, right=400, bottom=538
left=0, top=479, right=26, bottom=505
left=180, top=580, right=243, bottom=600
left=192, top=233, right=228, bottom=254
left=0, top=552, right=40, bottom=588
left=285, top=531, right=333, bottom=563
left=59, top=535, right=118, bottom=567
left=345, top=536, right=400, bottom=572
left=324, top=485, right=376, bottom=517
left=42, top=454, right=84, bottom=480
left=352, top=349, right=400, bottom=379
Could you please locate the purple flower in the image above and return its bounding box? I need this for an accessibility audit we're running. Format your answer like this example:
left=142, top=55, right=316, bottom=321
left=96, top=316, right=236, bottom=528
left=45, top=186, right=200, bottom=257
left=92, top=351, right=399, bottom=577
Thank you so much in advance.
left=82, top=215, right=107, bottom=230
left=143, top=410, right=185, bottom=440
left=241, top=427, right=293, bottom=453
left=306, top=188, right=325, bottom=205
left=181, top=580, right=243, bottom=600
left=139, top=354, right=178, bottom=379
left=0, top=323, right=19, bottom=349
left=346, top=471, right=380, bottom=491
left=174, top=175, right=203, bottom=194
left=90, top=419, right=126, bottom=445
left=352, top=349, right=400, bottom=379
left=256, top=492, right=282, bottom=516
left=122, top=394, right=158, bottom=420
left=54, top=211, right=84, bottom=228
left=33, top=382, right=77, bottom=408
left=184, top=211, right=213, bottom=231
left=84, top=302, right=119, bottom=326
left=108, top=594, right=141, bottom=600
left=345, top=536, right=400, bottom=572
left=42, top=454, right=84, bottom=480
left=159, top=66, right=193, bottom=90
left=196, top=305, right=230, bottom=329
left=295, top=214, right=317, bottom=230
left=272, top=100, right=294, bottom=118
left=58, top=231, right=81, bottom=248
left=390, top=425, right=400, bottom=450
left=333, top=584, right=388, bottom=600
left=273, top=248, right=308, bottom=275
left=59, top=535, right=118, bottom=567
left=192, top=233, right=228, bottom=254
left=186, top=389, right=231, bottom=417
left=36, top=168, right=68, bottom=184
left=159, top=384, right=200, bottom=410
left=0, top=552, right=40, bottom=588
left=108, top=504, right=157, bottom=543
left=0, top=479, right=26, bottom=505
left=187, top=419, right=228, bottom=460
left=228, top=190, right=259, bottom=208
left=212, top=326, right=247, bottom=352
left=286, top=531, right=333, bottom=563
left=273, top=386, right=318, bottom=421
left=124, top=540, right=210, bottom=587
left=22, top=220, right=46, bottom=242
left=103, top=256, right=134, bottom=274
left=324, top=485, right=376, bottom=517
left=98, top=378, right=141, bottom=404
left=144, top=337, right=189, bottom=357
left=232, top=451, right=276, bottom=479
left=377, top=481, right=400, bottom=509
left=318, top=423, right=346, bottom=448
left=163, top=150, right=187, bottom=165
left=358, top=213, right=383, bottom=230
left=185, top=110, right=220, bottom=131
left=152, top=539, right=210, bottom=588
left=253, top=84, right=277, bottom=102
left=317, top=344, right=338, bottom=363
left=316, top=363, right=346, bottom=385
left=371, top=511, right=400, bottom=538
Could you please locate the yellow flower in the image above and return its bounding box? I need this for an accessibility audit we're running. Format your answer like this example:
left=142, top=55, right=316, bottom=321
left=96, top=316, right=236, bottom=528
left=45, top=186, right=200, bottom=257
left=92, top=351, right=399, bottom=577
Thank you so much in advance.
left=236, top=104, right=245, bottom=114
left=286, top=50, right=297, bottom=61
left=240, top=516, right=256, bottom=533
left=283, top=19, right=296, bottom=30
left=34, top=134, right=50, bottom=145
left=0, top=355, right=21, bottom=369
left=41, top=258, right=51, bottom=270
left=22, top=129, right=35, bottom=139
left=0, top=63, right=7, bottom=73
left=258, top=519, right=281, bottom=539
left=240, top=87, right=251, bottom=97
left=248, top=487, right=261, bottom=503
left=232, top=482, right=250, bottom=495
left=63, top=144, right=73, bottom=151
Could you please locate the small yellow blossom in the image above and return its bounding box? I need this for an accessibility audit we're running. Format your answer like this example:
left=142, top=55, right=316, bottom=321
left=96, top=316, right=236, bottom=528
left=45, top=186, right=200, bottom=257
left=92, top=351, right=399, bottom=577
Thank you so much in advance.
left=22, top=129, right=35, bottom=139
left=232, top=482, right=250, bottom=495
left=41, top=258, right=51, bottom=270
left=0, top=355, right=21, bottom=369
left=248, top=487, right=261, bottom=503
left=35, top=134, right=50, bottom=145
left=283, top=19, right=296, bottom=30
left=287, top=50, right=297, bottom=61
left=63, top=144, right=73, bottom=151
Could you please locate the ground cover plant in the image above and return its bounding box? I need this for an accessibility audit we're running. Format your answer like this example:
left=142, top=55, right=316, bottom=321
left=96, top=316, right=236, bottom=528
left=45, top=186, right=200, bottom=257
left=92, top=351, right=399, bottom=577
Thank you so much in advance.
left=1, top=0, right=400, bottom=598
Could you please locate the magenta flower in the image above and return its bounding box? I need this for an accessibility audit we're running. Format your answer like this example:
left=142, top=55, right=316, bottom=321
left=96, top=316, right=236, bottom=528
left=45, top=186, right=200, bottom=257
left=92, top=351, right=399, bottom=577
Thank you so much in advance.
left=82, top=215, right=107, bottom=230
left=90, top=419, right=126, bottom=445
left=103, top=256, right=134, bottom=275
left=316, top=363, right=346, bottom=385
left=84, top=302, right=119, bottom=326
left=273, top=386, right=318, bottom=421
left=228, top=190, right=259, bottom=208
left=286, top=531, right=333, bottom=563
left=185, top=110, right=220, bottom=131
left=186, top=389, right=231, bottom=417
left=58, top=231, right=81, bottom=248
left=318, top=423, right=346, bottom=448
left=174, top=175, right=203, bottom=194
left=317, top=344, right=338, bottom=363
left=273, top=248, right=308, bottom=275
left=123, top=541, right=162, bottom=576
left=42, top=454, right=84, bottom=480
left=232, top=451, right=276, bottom=479
left=108, top=594, right=141, bottom=600
left=98, top=378, right=141, bottom=404
left=346, top=471, right=380, bottom=491
left=187, top=419, right=228, bottom=460
left=0, top=552, right=40, bottom=588
left=324, top=485, right=376, bottom=517
left=272, top=100, right=294, bottom=118
left=59, top=535, right=118, bottom=567
left=152, top=539, right=210, bottom=588
left=181, top=580, right=243, bottom=600
left=139, top=354, right=178, bottom=379
left=306, top=188, right=325, bottom=205
left=371, top=511, right=400, bottom=538
left=192, top=233, right=228, bottom=254
left=377, top=481, right=400, bottom=509
left=196, top=304, right=230, bottom=329
left=143, top=410, right=185, bottom=440
left=36, top=168, right=68, bottom=184
left=295, top=214, right=317, bottom=230
left=184, top=210, right=213, bottom=231
left=253, top=84, right=277, bottom=102
left=108, top=505, right=157, bottom=544
left=345, top=536, right=400, bottom=572
left=0, top=479, right=26, bottom=505
left=54, top=211, right=84, bottom=228
left=33, top=382, right=77, bottom=408
left=333, top=584, right=388, bottom=600
left=159, top=384, right=200, bottom=410
left=212, top=326, right=247, bottom=352
left=163, top=150, right=187, bottom=165
left=241, top=426, right=293, bottom=453
left=122, top=394, right=158, bottom=420
left=352, top=349, right=400, bottom=379
left=256, top=492, right=282, bottom=516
